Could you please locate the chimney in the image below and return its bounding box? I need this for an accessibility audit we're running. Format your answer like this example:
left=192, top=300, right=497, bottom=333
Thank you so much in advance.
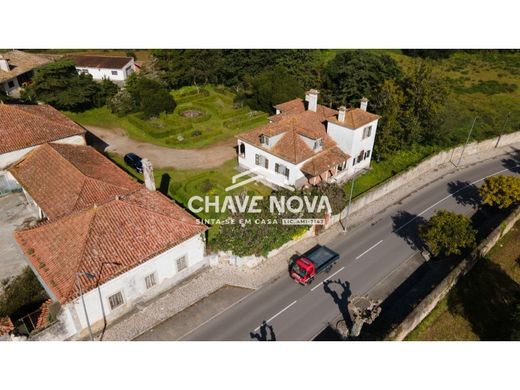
left=338, top=106, right=347, bottom=122
left=305, top=89, right=319, bottom=112
left=142, top=158, right=156, bottom=191
left=360, top=97, right=368, bottom=111
left=0, top=55, right=10, bottom=72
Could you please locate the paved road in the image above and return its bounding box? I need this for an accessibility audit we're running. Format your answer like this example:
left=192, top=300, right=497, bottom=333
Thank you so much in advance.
left=181, top=151, right=520, bottom=341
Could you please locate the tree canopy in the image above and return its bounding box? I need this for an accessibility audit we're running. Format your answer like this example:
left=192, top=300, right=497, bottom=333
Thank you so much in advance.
left=479, top=176, right=520, bottom=209
left=419, top=210, right=477, bottom=256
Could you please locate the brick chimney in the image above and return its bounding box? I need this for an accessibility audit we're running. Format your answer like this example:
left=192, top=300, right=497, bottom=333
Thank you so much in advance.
left=142, top=158, right=156, bottom=191
left=0, top=55, right=10, bottom=72
left=338, top=106, right=347, bottom=122
left=305, top=89, right=319, bottom=112
left=360, top=97, right=368, bottom=111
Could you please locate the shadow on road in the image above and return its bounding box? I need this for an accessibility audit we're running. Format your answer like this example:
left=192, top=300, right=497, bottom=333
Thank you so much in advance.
left=501, top=148, right=520, bottom=174
left=250, top=321, right=276, bottom=341
left=392, top=211, right=427, bottom=251
left=323, top=279, right=352, bottom=330
left=447, top=180, right=481, bottom=209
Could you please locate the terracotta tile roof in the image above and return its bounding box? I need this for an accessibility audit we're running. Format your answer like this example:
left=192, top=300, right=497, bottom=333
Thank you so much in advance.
left=328, top=108, right=380, bottom=129
left=301, top=147, right=350, bottom=176
left=272, top=98, right=338, bottom=120
left=68, top=55, right=133, bottom=69
left=0, top=50, right=53, bottom=83
left=9, top=143, right=141, bottom=220
left=15, top=188, right=207, bottom=303
left=0, top=104, right=85, bottom=154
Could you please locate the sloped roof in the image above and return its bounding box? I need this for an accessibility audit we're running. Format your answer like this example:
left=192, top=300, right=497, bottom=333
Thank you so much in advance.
left=0, top=104, right=85, bottom=154
left=15, top=188, right=207, bottom=303
left=0, top=50, right=53, bottom=83
left=328, top=108, right=380, bottom=129
left=273, top=98, right=338, bottom=119
left=68, top=55, right=133, bottom=69
left=9, top=143, right=141, bottom=220
left=301, top=147, right=350, bottom=176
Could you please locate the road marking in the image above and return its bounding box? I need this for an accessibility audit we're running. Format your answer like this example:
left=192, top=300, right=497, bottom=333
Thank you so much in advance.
left=254, top=300, right=298, bottom=331
left=310, top=266, right=346, bottom=291
left=393, top=166, right=516, bottom=234
left=355, top=240, right=384, bottom=260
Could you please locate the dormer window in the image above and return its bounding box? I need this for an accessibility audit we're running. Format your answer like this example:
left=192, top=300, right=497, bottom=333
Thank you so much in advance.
left=259, top=134, right=270, bottom=146
left=313, top=138, right=324, bottom=150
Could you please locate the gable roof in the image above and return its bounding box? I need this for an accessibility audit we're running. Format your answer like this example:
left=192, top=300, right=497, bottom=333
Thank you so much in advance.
left=15, top=188, right=207, bottom=303
left=301, top=146, right=350, bottom=176
left=9, top=143, right=141, bottom=220
left=68, top=55, right=133, bottom=69
left=272, top=98, right=338, bottom=119
left=328, top=108, right=380, bottom=129
left=0, top=104, right=85, bottom=154
left=0, top=50, right=53, bottom=83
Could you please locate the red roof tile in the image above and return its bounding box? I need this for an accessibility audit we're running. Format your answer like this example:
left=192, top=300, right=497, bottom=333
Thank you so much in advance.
left=9, top=143, right=141, bottom=220
left=328, top=108, right=380, bottom=129
left=301, top=147, right=350, bottom=176
left=68, top=55, right=133, bottom=69
left=15, top=189, right=207, bottom=303
left=0, top=104, right=85, bottom=154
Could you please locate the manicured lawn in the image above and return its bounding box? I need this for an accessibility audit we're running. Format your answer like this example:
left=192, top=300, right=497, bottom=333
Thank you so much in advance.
left=107, top=153, right=272, bottom=243
left=66, top=85, right=269, bottom=149
left=406, top=221, right=520, bottom=341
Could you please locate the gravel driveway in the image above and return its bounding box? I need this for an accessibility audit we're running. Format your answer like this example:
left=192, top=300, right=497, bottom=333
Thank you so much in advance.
left=86, top=126, right=237, bottom=169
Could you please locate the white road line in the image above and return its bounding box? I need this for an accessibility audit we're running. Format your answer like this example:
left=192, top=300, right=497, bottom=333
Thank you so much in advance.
left=355, top=240, right=384, bottom=260
left=310, top=266, right=346, bottom=291
left=253, top=300, right=298, bottom=331
left=393, top=166, right=515, bottom=234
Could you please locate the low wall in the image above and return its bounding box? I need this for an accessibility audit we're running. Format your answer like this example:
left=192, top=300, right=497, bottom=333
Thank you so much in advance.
left=349, top=131, right=520, bottom=216
left=386, top=206, right=520, bottom=341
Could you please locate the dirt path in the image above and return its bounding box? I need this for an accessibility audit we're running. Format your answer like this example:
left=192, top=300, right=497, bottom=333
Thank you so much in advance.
left=86, top=126, right=236, bottom=170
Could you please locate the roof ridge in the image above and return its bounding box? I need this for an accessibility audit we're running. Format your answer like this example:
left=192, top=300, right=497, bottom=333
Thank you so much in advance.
left=3, top=104, right=81, bottom=134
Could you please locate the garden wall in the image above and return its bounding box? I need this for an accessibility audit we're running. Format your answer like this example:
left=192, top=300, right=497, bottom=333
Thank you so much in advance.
left=348, top=131, right=520, bottom=216
left=386, top=206, right=520, bottom=341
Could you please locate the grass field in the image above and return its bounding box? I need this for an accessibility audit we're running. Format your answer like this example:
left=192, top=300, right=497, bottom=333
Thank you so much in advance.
left=107, top=153, right=272, bottom=243
left=406, top=220, right=520, bottom=341
left=66, top=85, right=269, bottom=149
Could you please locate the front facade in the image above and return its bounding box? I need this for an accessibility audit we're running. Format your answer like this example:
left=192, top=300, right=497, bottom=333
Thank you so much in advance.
left=237, top=90, right=380, bottom=188
left=69, top=55, right=135, bottom=83
left=0, top=50, right=53, bottom=97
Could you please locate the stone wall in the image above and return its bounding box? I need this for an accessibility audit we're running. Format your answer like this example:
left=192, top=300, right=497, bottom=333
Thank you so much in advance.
left=386, top=206, right=520, bottom=341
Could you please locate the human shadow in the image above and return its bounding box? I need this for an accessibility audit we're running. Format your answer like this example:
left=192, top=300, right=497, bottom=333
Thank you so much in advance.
left=392, top=211, right=427, bottom=252
left=159, top=173, right=171, bottom=196
left=250, top=321, right=276, bottom=341
left=447, top=180, right=481, bottom=209
left=447, top=257, right=520, bottom=340
left=323, top=279, right=352, bottom=330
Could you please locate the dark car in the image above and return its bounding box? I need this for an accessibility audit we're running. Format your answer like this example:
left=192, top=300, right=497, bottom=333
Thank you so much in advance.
left=124, top=153, right=143, bottom=173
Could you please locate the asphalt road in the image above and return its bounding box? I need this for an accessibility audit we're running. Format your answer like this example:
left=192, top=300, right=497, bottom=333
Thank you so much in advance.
left=182, top=150, right=520, bottom=341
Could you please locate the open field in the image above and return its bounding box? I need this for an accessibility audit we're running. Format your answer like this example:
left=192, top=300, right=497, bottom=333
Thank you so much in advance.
left=66, top=85, right=269, bottom=149
left=107, top=153, right=272, bottom=243
left=406, top=220, right=520, bottom=341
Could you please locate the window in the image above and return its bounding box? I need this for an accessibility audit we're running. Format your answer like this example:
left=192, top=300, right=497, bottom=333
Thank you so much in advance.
left=362, top=126, right=372, bottom=139
left=125, top=66, right=134, bottom=76
left=108, top=291, right=124, bottom=310
left=145, top=272, right=157, bottom=289
left=275, top=163, right=289, bottom=178
left=259, top=134, right=270, bottom=146
left=111, top=70, right=118, bottom=76
left=313, top=138, right=323, bottom=150
left=7, top=80, right=15, bottom=89
left=255, top=154, right=269, bottom=169
left=357, top=150, right=365, bottom=164
left=364, top=150, right=371, bottom=160
left=176, top=256, right=187, bottom=272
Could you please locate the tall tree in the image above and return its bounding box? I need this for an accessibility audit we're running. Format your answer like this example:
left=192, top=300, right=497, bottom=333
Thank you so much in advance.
left=480, top=176, right=520, bottom=209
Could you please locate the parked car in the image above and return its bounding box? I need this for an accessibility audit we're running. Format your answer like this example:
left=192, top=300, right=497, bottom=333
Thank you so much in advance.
left=124, top=153, right=143, bottom=173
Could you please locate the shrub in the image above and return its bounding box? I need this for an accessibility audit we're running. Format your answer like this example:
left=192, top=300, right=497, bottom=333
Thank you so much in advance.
left=108, top=89, right=136, bottom=116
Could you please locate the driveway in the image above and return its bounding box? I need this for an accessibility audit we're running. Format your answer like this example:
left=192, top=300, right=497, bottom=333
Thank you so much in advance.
left=86, top=126, right=236, bottom=169
left=0, top=193, right=38, bottom=281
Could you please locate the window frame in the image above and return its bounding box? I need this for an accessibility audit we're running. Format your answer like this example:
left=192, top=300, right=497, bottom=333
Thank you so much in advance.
left=111, top=70, right=118, bottom=76
left=145, top=272, right=157, bottom=289
left=108, top=291, right=124, bottom=310
left=176, top=255, right=188, bottom=272
left=362, top=126, right=372, bottom=139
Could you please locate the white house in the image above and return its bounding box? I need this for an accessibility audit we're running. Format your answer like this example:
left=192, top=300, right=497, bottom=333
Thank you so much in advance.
left=13, top=143, right=208, bottom=340
left=69, top=55, right=135, bottom=84
left=237, top=89, right=380, bottom=188
left=0, top=103, right=86, bottom=196
left=0, top=50, right=53, bottom=97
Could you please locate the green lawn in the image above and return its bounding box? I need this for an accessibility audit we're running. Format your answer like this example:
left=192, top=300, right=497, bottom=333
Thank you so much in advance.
left=65, top=85, right=269, bottom=149
left=107, top=153, right=272, bottom=243
left=406, top=221, right=520, bottom=341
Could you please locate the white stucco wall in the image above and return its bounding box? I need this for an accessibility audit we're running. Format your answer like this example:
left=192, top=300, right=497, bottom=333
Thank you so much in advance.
left=62, top=233, right=206, bottom=338
left=76, top=58, right=135, bottom=82
left=1, top=77, right=20, bottom=95
left=0, top=134, right=85, bottom=171
left=237, top=140, right=306, bottom=186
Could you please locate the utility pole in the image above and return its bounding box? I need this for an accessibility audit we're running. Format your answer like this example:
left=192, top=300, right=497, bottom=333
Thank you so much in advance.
left=457, top=117, right=477, bottom=167
left=495, top=112, right=511, bottom=148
